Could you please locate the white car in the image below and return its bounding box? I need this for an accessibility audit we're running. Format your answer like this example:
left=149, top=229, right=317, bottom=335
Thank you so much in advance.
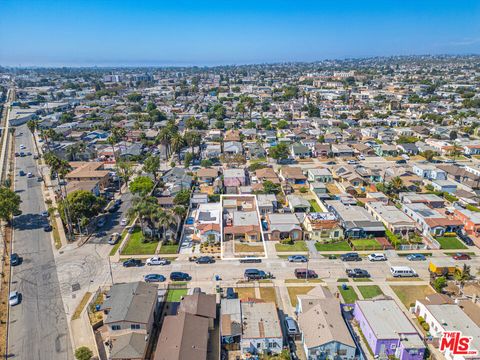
left=120, top=218, right=128, bottom=226
left=27, top=172, right=34, bottom=178
left=19, top=144, right=26, bottom=149
left=368, top=253, right=387, bottom=262
left=146, top=256, right=170, bottom=266
left=347, top=160, right=358, bottom=165
left=357, top=155, right=365, bottom=161
left=9, top=291, right=20, bottom=306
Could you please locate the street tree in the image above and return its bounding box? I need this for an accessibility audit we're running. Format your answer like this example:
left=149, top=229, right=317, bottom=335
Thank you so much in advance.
left=129, top=176, right=155, bottom=197
left=143, top=155, right=161, bottom=181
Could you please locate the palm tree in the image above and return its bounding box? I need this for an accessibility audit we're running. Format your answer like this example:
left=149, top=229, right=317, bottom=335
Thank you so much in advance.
left=157, top=127, right=172, bottom=158
left=170, top=133, right=185, bottom=158
left=128, top=196, right=157, bottom=239
left=27, top=120, right=40, bottom=155
left=116, top=160, right=133, bottom=193
left=172, top=205, right=187, bottom=236
left=184, top=131, right=201, bottom=157
left=156, top=209, right=175, bottom=243
left=390, top=176, right=405, bottom=194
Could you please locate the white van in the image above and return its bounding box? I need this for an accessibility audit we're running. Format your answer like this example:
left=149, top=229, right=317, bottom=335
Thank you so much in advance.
left=390, top=266, right=418, bottom=278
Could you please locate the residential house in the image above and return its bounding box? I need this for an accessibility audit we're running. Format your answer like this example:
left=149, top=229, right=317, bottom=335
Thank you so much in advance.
left=224, top=141, right=243, bottom=155
left=354, top=299, right=425, bottom=360
left=223, top=196, right=262, bottom=243
left=196, top=168, right=219, bottom=184
left=101, top=282, right=159, bottom=360
left=307, top=168, right=333, bottom=183
left=256, top=194, right=278, bottom=216
left=298, top=297, right=357, bottom=360
left=265, top=213, right=303, bottom=241
left=254, top=167, right=280, bottom=184
left=291, top=143, right=311, bottom=158
left=331, top=144, right=354, bottom=157
left=399, top=192, right=445, bottom=209
left=240, top=302, right=283, bottom=357
left=412, top=163, right=447, bottom=180
left=280, top=166, right=307, bottom=185
left=193, top=202, right=221, bottom=243
left=325, top=200, right=385, bottom=238
left=402, top=203, right=463, bottom=236
left=453, top=208, right=480, bottom=236
left=286, top=195, right=311, bottom=213
left=414, top=301, right=480, bottom=360
left=303, top=212, right=343, bottom=242
left=431, top=179, right=457, bottom=194
left=220, top=298, right=242, bottom=350
left=364, top=202, right=416, bottom=237
left=65, top=161, right=110, bottom=189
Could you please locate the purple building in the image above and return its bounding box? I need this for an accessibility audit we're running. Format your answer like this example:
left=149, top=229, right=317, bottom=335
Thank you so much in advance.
left=353, top=299, right=425, bottom=360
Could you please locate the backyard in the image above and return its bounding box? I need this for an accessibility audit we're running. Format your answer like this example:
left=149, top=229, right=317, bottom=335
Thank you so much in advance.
left=121, top=228, right=159, bottom=255
left=315, top=241, right=351, bottom=251
left=436, top=236, right=468, bottom=250
left=309, top=199, right=322, bottom=212
left=166, top=289, right=188, bottom=302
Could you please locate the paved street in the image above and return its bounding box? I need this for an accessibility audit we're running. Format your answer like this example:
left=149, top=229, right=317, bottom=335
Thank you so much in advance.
left=8, top=125, right=72, bottom=360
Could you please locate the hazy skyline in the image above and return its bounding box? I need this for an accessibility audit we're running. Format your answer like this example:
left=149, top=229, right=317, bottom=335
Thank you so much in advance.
left=1, top=0, right=479, bottom=67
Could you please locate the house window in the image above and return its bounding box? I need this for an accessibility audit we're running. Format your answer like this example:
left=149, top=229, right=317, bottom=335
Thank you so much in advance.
left=131, top=324, right=141, bottom=330
left=333, top=231, right=339, bottom=238
left=338, top=349, right=347, bottom=356
left=390, top=344, right=397, bottom=350
left=111, top=325, right=121, bottom=331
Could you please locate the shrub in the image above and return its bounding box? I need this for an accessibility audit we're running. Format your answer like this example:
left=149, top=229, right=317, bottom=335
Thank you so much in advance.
left=75, top=347, right=93, bottom=360
left=280, top=238, right=294, bottom=245
left=422, top=322, right=430, bottom=331
left=466, top=204, right=480, bottom=212
left=443, top=232, right=457, bottom=237
left=299, top=187, right=308, bottom=193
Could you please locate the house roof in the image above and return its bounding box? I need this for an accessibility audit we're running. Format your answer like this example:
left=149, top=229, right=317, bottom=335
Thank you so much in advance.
left=178, top=293, right=217, bottom=319
left=299, top=298, right=356, bottom=349
left=241, top=302, right=282, bottom=339
left=102, top=282, right=157, bottom=325
left=154, top=312, right=209, bottom=360
left=110, top=332, right=147, bottom=360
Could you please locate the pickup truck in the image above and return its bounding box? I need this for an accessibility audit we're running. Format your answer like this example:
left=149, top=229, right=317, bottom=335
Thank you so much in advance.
left=346, top=268, right=370, bottom=278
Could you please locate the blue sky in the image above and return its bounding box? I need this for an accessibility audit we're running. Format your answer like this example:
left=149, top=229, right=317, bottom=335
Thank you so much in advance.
left=0, top=0, right=479, bottom=66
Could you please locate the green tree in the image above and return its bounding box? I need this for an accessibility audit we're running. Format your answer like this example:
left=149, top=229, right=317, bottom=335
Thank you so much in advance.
left=129, top=176, right=155, bottom=197
left=184, top=152, right=193, bottom=167
left=421, top=150, right=436, bottom=162
left=116, top=160, right=134, bottom=191
left=75, top=346, right=93, bottom=360
left=432, top=276, right=447, bottom=293
left=174, top=189, right=191, bottom=207
left=0, top=187, right=21, bottom=224
left=143, top=155, right=161, bottom=181
left=269, top=143, right=290, bottom=160
left=27, top=120, right=40, bottom=155
left=262, top=180, right=281, bottom=194
left=58, top=190, right=105, bottom=229
left=126, top=92, right=142, bottom=102
left=276, top=120, right=289, bottom=129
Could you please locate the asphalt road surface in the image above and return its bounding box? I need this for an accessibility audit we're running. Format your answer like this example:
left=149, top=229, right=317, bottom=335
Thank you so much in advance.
left=88, top=191, right=133, bottom=244
left=8, top=125, right=72, bottom=360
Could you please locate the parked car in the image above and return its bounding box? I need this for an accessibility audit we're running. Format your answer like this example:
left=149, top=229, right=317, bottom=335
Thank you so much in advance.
left=390, top=266, right=417, bottom=278
left=225, top=287, right=237, bottom=299
left=288, top=255, right=308, bottom=263
left=27, top=172, right=34, bottom=178
left=108, top=232, right=121, bottom=245
left=170, top=272, right=191, bottom=281
left=108, top=205, right=119, bottom=213
left=120, top=218, right=128, bottom=226
left=368, top=253, right=387, bottom=262
left=96, top=217, right=106, bottom=228
left=294, top=268, right=318, bottom=279
left=284, top=316, right=300, bottom=337
left=452, top=253, right=471, bottom=260
left=144, top=274, right=166, bottom=283
left=9, top=291, right=20, bottom=306
left=43, top=224, right=52, bottom=232
left=240, top=256, right=262, bottom=263
left=146, top=256, right=170, bottom=266
left=19, top=170, right=25, bottom=176
left=10, top=253, right=20, bottom=266
left=347, top=160, right=358, bottom=165
left=406, top=253, right=426, bottom=261
left=196, top=256, right=215, bottom=264
left=340, top=253, right=361, bottom=262
left=458, top=231, right=474, bottom=246
left=41, top=211, right=49, bottom=217
left=122, top=259, right=142, bottom=267
left=244, top=269, right=268, bottom=280
left=346, top=268, right=370, bottom=278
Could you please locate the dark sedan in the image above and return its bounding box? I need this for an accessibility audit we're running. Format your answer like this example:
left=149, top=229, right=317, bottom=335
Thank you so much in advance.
left=122, top=259, right=143, bottom=267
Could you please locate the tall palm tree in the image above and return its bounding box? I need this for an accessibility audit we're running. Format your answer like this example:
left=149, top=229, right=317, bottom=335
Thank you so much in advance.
left=172, top=205, right=187, bottom=236
left=157, top=127, right=172, bottom=158
left=390, top=176, right=404, bottom=193
left=156, top=209, right=175, bottom=243
left=27, top=120, right=40, bottom=155
left=170, top=133, right=185, bottom=158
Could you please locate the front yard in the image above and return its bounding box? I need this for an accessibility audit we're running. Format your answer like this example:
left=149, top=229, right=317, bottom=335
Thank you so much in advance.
left=287, top=286, right=315, bottom=307
left=351, top=238, right=383, bottom=250
left=315, top=241, right=351, bottom=251
left=337, top=285, right=359, bottom=304
left=121, top=228, right=159, bottom=255
left=391, top=285, right=435, bottom=308
left=275, top=241, right=308, bottom=252
left=159, top=243, right=179, bottom=254
left=358, top=285, right=383, bottom=299
left=436, top=236, right=468, bottom=250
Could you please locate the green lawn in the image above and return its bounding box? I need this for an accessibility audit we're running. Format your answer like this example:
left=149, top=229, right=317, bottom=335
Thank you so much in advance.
left=309, top=199, right=322, bottom=212
left=166, top=289, right=188, bottom=302
left=352, top=278, right=372, bottom=282
left=338, top=285, right=359, bottom=304
left=351, top=238, right=383, bottom=250
left=436, top=236, right=468, bottom=250
left=315, top=241, right=351, bottom=251
left=159, top=244, right=179, bottom=254
left=358, top=285, right=383, bottom=299
left=275, top=241, right=308, bottom=252
left=121, top=229, right=159, bottom=255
